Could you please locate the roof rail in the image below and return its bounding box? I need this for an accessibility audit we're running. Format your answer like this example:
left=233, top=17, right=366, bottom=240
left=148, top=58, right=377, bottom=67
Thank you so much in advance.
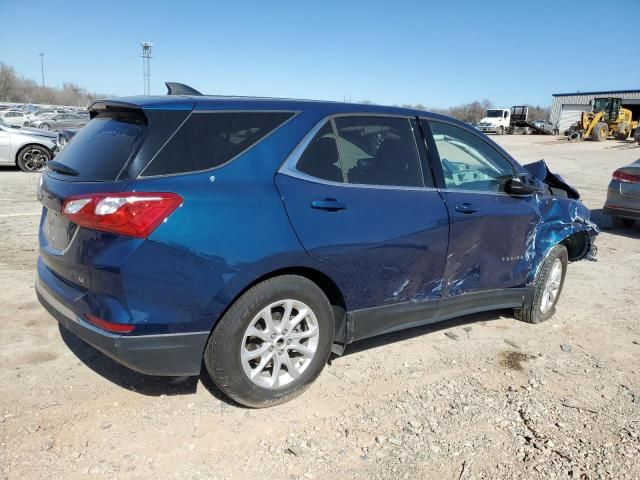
left=165, top=82, right=203, bottom=96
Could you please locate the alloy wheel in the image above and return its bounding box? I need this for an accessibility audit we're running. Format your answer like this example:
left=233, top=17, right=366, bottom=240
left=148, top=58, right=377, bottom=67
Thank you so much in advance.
left=540, top=258, right=562, bottom=314
left=21, top=148, right=49, bottom=172
left=241, top=299, right=320, bottom=389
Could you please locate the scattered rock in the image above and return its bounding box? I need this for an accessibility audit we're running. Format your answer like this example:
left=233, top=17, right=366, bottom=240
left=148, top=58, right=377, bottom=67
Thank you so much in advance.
left=444, top=331, right=460, bottom=341
left=560, top=344, right=572, bottom=353
left=42, top=438, right=54, bottom=451
left=504, top=339, right=521, bottom=349
left=287, top=446, right=302, bottom=457
left=100, top=421, right=112, bottom=430
left=389, top=437, right=403, bottom=447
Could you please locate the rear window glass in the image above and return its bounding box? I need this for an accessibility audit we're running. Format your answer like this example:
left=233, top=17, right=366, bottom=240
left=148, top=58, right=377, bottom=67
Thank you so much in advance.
left=52, top=115, right=146, bottom=181
left=142, top=111, right=294, bottom=176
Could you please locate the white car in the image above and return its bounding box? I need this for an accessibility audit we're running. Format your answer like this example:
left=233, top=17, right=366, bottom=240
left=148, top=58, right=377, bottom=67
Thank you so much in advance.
left=26, top=109, right=67, bottom=122
left=0, top=119, right=57, bottom=172
left=0, top=110, right=29, bottom=128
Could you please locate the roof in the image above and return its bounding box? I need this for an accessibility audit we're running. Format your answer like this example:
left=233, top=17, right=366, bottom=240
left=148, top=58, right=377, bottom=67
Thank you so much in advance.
left=89, top=94, right=438, bottom=118
left=552, top=89, right=640, bottom=97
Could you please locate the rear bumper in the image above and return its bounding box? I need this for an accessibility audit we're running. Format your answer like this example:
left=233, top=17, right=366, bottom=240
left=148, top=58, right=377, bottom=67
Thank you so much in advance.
left=36, top=273, right=209, bottom=376
left=604, top=182, right=640, bottom=219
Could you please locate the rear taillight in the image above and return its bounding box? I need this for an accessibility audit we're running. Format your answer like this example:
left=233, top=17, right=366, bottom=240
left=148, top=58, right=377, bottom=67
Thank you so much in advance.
left=613, top=170, right=640, bottom=183
left=62, top=192, right=183, bottom=238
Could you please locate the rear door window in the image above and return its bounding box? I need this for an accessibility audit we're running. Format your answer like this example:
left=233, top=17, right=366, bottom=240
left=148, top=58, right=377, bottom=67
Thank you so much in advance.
left=141, top=111, right=294, bottom=176
left=334, top=116, right=423, bottom=187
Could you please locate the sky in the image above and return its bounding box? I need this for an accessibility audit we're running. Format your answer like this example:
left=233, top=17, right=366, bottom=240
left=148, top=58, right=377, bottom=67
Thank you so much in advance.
left=1, top=0, right=639, bottom=108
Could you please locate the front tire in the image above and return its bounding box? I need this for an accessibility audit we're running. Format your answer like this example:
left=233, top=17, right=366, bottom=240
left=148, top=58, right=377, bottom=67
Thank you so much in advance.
left=17, top=145, right=51, bottom=173
left=204, top=275, right=335, bottom=408
left=591, top=122, right=608, bottom=142
left=497, top=126, right=504, bottom=135
left=515, top=245, right=568, bottom=324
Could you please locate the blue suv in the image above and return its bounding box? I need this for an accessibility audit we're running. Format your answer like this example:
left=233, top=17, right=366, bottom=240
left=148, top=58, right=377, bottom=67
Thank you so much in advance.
left=36, top=85, right=598, bottom=407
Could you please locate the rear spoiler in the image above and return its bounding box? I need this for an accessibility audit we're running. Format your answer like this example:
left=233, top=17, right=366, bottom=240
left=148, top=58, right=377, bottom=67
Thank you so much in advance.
left=165, top=82, right=202, bottom=96
left=87, top=100, right=147, bottom=122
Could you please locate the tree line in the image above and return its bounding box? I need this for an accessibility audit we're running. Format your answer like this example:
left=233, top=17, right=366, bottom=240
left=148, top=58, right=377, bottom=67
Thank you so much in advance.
left=0, top=63, right=105, bottom=107
left=365, top=100, right=551, bottom=123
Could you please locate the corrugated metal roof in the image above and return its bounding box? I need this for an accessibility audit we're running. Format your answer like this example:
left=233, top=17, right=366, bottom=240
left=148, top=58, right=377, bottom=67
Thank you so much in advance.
left=553, top=89, right=640, bottom=96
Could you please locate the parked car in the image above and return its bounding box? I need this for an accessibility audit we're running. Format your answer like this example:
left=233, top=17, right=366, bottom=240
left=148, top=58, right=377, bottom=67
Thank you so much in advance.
left=0, top=109, right=29, bottom=127
left=36, top=92, right=599, bottom=408
left=26, top=109, right=67, bottom=122
left=55, top=128, right=80, bottom=151
left=30, top=114, right=88, bottom=131
left=635, top=128, right=640, bottom=145
left=532, top=120, right=556, bottom=135
left=603, top=160, right=640, bottom=228
left=0, top=119, right=57, bottom=172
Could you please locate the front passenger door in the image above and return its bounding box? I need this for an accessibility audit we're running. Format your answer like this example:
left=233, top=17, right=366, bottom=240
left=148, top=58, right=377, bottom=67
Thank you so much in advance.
left=423, top=119, right=539, bottom=296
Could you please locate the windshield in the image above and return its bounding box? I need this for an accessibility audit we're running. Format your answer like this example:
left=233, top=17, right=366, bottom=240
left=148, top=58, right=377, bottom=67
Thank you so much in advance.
left=486, top=110, right=503, bottom=118
left=592, top=99, right=609, bottom=112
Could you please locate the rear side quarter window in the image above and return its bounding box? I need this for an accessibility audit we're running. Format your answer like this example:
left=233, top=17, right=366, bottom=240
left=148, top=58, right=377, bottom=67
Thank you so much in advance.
left=142, top=111, right=295, bottom=177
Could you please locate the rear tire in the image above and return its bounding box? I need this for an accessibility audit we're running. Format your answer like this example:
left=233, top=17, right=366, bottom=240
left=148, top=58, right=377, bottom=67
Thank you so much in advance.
left=591, top=122, right=608, bottom=142
left=204, top=275, right=335, bottom=408
left=612, top=216, right=635, bottom=228
left=515, top=245, right=568, bottom=324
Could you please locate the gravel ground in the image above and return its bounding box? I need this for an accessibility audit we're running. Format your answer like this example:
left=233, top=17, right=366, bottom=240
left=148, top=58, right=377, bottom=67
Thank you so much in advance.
left=1, top=136, right=639, bottom=479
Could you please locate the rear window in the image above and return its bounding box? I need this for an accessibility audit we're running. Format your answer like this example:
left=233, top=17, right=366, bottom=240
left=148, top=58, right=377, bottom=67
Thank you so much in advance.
left=141, top=111, right=295, bottom=177
left=52, top=114, right=146, bottom=181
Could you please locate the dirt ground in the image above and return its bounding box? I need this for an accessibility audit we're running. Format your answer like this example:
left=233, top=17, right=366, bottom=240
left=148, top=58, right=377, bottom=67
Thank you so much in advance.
left=1, top=135, right=639, bottom=480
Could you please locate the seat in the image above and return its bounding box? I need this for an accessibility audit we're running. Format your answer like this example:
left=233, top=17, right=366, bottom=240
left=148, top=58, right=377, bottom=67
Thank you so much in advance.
left=348, top=139, right=420, bottom=186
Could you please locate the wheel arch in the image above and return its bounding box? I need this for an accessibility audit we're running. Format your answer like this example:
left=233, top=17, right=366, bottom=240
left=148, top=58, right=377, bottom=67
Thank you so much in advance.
left=214, top=266, right=349, bottom=346
left=559, top=230, right=591, bottom=261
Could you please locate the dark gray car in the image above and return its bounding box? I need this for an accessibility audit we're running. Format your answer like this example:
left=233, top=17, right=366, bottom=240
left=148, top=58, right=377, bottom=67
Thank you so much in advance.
left=603, top=159, right=640, bottom=228
left=31, top=114, right=88, bottom=131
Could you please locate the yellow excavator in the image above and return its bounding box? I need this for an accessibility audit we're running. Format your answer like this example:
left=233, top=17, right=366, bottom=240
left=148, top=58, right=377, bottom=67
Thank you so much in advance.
left=567, top=97, right=638, bottom=142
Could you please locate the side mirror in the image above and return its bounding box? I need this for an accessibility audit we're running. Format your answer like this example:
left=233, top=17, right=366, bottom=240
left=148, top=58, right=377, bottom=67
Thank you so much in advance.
left=504, top=176, right=539, bottom=196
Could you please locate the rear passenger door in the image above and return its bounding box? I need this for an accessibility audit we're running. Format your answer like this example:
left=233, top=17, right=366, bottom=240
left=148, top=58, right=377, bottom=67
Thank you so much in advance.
left=276, top=115, right=450, bottom=340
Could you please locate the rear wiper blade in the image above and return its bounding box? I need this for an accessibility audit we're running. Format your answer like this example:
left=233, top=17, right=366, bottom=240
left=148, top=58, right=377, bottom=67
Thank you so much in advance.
left=47, top=160, right=79, bottom=176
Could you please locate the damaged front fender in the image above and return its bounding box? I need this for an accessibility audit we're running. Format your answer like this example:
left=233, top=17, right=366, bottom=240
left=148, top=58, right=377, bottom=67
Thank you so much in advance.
left=524, top=160, right=599, bottom=284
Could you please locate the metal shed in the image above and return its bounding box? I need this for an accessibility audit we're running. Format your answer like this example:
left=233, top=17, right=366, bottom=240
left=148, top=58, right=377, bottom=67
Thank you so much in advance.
left=550, top=89, right=640, bottom=133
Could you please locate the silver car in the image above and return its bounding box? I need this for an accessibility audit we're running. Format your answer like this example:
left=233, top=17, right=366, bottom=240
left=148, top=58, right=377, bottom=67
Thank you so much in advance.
left=603, top=159, right=640, bottom=228
left=30, top=113, right=88, bottom=131
left=0, top=120, right=57, bottom=172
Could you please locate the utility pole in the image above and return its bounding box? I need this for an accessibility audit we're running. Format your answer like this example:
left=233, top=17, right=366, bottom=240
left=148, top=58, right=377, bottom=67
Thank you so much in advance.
left=40, top=52, right=45, bottom=88
left=141, top=42, right=153, bottom=95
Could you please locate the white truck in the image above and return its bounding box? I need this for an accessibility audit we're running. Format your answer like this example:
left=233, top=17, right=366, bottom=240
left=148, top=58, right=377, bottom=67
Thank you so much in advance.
left=477, top=108, right=511, bottom=135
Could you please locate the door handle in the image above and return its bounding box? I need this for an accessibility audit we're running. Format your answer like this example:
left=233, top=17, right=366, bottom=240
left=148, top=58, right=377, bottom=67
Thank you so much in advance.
left=311, top=198, right=347, bottom=212
left=454, top=203, right=478, bottom=214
